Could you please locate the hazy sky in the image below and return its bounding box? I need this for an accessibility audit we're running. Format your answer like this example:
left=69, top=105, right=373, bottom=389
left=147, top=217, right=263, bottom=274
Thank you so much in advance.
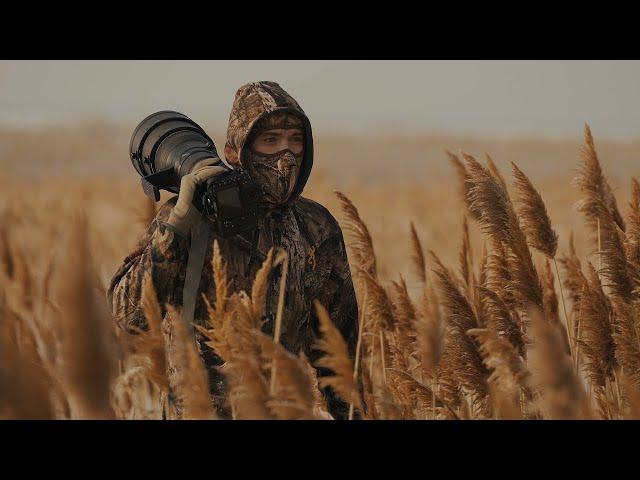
left=1, top=60, right=639, bottom=139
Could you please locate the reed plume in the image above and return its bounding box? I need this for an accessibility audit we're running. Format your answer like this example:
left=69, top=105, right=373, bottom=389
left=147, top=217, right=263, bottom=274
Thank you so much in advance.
left=541, top=258, right=573, bottom=357
left=300, top=352, right=331, bottom=418
left=625, top=178, right=640, bottom=270
left=12, top=246, right=33, bottom=311
left=359, top=270, right=396, bottom=332
left=371, top=379, right=403, bottom=420
left=416, top=311, right=445, bottom=413
left=197, top=296, right=232, bottom=364
left=598, top=198, right=635, bottom=302
left=429, top=251, right=490, bottom=416
left=527, top=307, right=592, bottom=419
left=459, top=215, right=475, bottom=295
left=627, top=178, right=640, bottom=244
left=390, top=368, right=458, bottom=419
left=227, top=292, right=263, bottom=358
left=447, top=150, right=475, bottom=219
left=485, top=239, right=516, bottom=309
left=415, top=314, right=445, bottom=382
left=389, top=276, right=418, bottom=350
left=409, top=221, right=426, bottom=284
left=611, top=301, right=640, bottom=389
left=575, top=124, right=625, bottom=241
left=511, top=161, right=558, bottom=258
left=0, top=304, right=54, bottom=419
left=251, top=248, right=274, bottom=321
left=467, top=327, right=529, bottom=400
left=416, top=282, right=445, bottom=379
left=165, top=304, right=216, bottom=419
left=258, top=333, right=317, bottom=419
left=199, top=292, right=260, bottom=368
left=197, top=240, right=249, bottom=364
left=54, top=211, right=114, bottom=419
left=558, top=232, right=587, bottom=306
left=463, top=153, right=513, bottom=242
left=313, top=300, right=364, bottom=414
left=477, top=286, right=523, bottom=355
left=485, top=154, right=509, bottom=193
left=139, top=272, right=170, bottom=392
left=225, top=353, right=273, bottom=419
left=577, top=263, right=615, bottom=391
left=541, top=261, right=562, bottom=329
left=212, top=240, right=229, bottom=318
left=463, top=153, right=544, bottom=310
left=477, top=242, right=488, bottom=288
left=385, top=334, right=416, bottom=417
left=620, top=371, right=640, bottom=419
left=335, top=191, right=377, bottom=278
left=429, top=251, right=478, bottom=332
left=0, top=222, right=14, bottom=279
left=361, top=367, right=378, bottom=420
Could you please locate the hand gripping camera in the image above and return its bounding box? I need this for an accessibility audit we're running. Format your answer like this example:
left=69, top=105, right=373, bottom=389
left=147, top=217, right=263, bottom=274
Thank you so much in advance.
left=129, top=111, right=260, bottom=237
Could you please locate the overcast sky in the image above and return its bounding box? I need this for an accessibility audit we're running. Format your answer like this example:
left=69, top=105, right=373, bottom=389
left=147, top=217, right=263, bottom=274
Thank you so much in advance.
left=1, top=60, right=639, bottom=139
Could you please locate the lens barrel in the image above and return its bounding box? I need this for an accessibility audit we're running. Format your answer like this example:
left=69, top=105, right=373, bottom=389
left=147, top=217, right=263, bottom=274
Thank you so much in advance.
left=130, top=111, right=222, bottom=195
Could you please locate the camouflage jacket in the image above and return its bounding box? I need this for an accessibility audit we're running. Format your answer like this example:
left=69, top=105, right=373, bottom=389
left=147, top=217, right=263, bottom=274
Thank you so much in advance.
left=108, top=82, right=359, bottom=419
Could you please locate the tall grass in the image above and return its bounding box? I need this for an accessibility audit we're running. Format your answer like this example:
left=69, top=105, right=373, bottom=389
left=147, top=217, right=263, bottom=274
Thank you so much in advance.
left=2, top=125, right=640, bottom=419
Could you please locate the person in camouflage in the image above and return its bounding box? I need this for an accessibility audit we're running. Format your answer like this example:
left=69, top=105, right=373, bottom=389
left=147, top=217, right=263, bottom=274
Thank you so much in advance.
left=108, top=81, right=359, bottom=419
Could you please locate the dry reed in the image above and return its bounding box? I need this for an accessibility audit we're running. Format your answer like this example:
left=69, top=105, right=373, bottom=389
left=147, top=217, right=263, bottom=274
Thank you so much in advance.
left=4, top=125, right=640, bottom=420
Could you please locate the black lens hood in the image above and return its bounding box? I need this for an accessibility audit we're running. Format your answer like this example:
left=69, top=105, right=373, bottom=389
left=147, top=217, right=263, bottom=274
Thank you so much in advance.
left=129, top=111, right=222, bottom=195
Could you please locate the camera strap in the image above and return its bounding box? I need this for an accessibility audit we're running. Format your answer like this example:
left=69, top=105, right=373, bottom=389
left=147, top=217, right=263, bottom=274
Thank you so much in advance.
left=181, top=219, right=211, bottom=334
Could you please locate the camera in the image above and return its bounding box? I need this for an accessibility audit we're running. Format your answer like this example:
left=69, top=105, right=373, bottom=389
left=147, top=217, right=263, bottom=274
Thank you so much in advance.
left=129, top=111, right=260, bottom=237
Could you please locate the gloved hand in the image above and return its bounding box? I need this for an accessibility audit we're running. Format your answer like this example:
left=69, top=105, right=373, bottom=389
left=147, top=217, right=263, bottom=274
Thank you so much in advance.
left=166, top=159, right=227, bottom=236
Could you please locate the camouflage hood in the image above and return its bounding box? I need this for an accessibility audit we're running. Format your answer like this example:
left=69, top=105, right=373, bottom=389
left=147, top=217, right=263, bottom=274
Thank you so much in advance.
left=224, top=81, right=313, bottom=203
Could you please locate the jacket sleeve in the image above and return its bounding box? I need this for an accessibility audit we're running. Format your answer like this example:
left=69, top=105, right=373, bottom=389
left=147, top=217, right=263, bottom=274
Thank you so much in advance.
left=327, top=229, right=359, bottom=360
left=107, top=198, right=189, bottom=333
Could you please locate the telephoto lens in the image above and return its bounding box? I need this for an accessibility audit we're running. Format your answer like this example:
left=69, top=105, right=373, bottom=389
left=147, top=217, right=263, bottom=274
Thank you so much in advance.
left=129, top=110, right=260, bottom=237
left=129, top=111, right=228, bottom=200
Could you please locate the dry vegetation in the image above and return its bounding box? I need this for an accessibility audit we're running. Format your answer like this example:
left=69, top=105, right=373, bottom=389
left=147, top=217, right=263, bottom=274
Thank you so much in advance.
left=3, top=123, right=640, bottom=419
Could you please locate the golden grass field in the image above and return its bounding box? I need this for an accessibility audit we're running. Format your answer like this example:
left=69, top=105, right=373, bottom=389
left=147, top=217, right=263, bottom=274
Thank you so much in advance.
left=2, top=122, right=640, bottom=419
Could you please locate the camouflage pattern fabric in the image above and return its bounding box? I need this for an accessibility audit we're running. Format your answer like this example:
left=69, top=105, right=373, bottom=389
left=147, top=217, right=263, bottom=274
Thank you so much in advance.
left=108, top=81, right=359, bottom=419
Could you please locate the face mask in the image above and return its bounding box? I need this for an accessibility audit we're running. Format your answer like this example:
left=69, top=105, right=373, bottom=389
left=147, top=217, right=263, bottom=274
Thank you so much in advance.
left=245, top=148, right=301, bottom=206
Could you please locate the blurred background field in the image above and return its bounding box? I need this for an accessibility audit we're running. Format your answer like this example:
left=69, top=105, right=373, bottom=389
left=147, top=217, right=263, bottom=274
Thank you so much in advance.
left=3, top=60, right=640, bottom=294
left=2, top=122, right=640, bottom=295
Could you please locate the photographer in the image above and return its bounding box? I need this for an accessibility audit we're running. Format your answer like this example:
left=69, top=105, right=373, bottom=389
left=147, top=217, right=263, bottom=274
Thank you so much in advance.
left=108, top=81, right=359, bottom=419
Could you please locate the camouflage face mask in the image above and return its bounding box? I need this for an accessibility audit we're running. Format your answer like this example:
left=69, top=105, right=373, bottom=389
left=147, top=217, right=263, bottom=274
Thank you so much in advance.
left=245, top=148, right=302, bottom=206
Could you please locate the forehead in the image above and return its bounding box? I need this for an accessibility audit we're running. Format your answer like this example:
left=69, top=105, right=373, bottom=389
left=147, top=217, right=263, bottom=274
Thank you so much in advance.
left=254, top=112, right=303, bottom=133
left=257, top=127, right=303, bottom=137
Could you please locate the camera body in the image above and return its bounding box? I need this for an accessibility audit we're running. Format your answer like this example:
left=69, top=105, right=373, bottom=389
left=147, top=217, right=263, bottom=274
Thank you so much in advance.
left=130, top=111, right=260, bottom=237
left=199, top=169, right=260, bottom=237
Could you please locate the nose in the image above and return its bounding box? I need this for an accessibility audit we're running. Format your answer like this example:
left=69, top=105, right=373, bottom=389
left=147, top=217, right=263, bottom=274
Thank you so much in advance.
left=277, top=153, right=297, bottom=173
